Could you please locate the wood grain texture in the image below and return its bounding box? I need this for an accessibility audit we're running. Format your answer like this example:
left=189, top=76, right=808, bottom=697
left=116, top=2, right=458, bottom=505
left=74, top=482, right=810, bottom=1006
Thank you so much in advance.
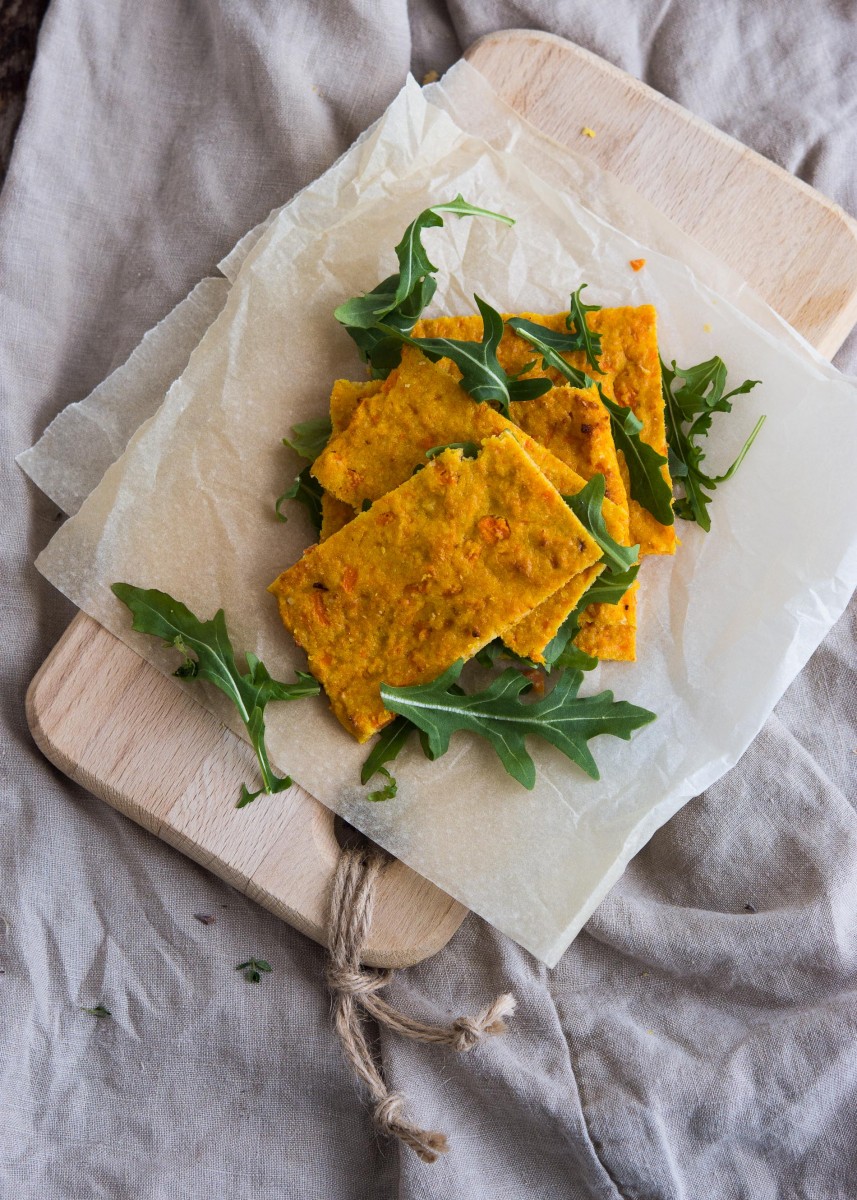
left=28, top=30, right=857, bottom=967
left=467, top=30, right=857, bottom=358
left=27, top=613, right=467, bottom=968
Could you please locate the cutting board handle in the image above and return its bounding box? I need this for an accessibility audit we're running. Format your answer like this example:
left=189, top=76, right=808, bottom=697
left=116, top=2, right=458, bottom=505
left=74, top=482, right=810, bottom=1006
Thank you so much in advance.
left=27, top=613, right=467, bottom=968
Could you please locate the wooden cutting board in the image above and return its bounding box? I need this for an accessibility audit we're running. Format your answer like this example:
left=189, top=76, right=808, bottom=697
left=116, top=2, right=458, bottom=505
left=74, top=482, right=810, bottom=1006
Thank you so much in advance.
left=26, top=30, right=857, bottom=968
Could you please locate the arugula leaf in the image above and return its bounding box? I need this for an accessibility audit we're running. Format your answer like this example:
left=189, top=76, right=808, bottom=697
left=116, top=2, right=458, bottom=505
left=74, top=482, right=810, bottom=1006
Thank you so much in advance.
left=334, top=274, right=404, bottom=331
left=277, top=414, right=332, bottom=530
left=565, top=284, right=603, bottom=372
left=81, top=1005, right=111, bottom=1018
left=541, top=563, right=639, bottom=670
left=577, top=563, right=640, bottom=608
left=508, top=317, right=674, bottom=525
left=600, top=395, right=675, bottom=526
left=473, top=639, right=539, bottom=670
left=474, top=640, right=503, bottom=669
left=389, top=296, right=552, bottom=415
left=393, top=195, right=515, bottom=307
left=338, top=275, right=439, bottom=377
left=366, top=766, right=398, bottom=802
left=541, top=608, right=598, bottom=672
left=335, top=197, right=513, bottom=373
left=236, top=957, right=272, bottom=983
left=283, top=417, right=332, bottom=462
left=506, top=317, right=594, bottom=387
left=662, top=355, right=764, bottom=531
left=275, top=465, right=324, bottom=534
left=381, top=660, right=656, bottom=789
left=562, top=475, right=639, bottom=575
left=361, top=715, right=414, bottom=785
left=111, top=584, right=319, bottom=806
left=424, top=441, right=480, bottom=461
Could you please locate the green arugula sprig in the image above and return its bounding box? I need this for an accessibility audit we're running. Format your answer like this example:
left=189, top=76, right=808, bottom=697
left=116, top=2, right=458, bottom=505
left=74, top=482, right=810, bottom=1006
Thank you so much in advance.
left=507, top=316, right=675, bottom=525
left=282, top=417, right=332, bottom=462
left=237, top=957, right=272, bottom=983
left=380, top=660, right=655, bottom=790
left=603, top=399, right=674, bottom=526
left=391, top=198, right=514, bottom=303
left=565, top=284, right=603, bottom=372
left=366, top=766, right=398, bottom=802
left=386, top=295, right=553, bottom=415
left=541, top=608, right=597, bottom=673
left=360, top=559, right=646, bottom=793
left=563, top=475, right=639, bottom=575
left=334, top=196, right=515, bottom=375
left=361, top=716, right=414, bottom=786
left=359, top=673, right=472, bottom=794
left=275, top=465, right=324, bottom=533
left=662, top=356, right=764, bottom=531
left=337, top=276, right=438, bottom=377
left=111, top=584, right=319, bottom=807
left=577, top=562, right=641, bottom=609
left=541, top=563, right=640, bottom=670
left=277, top=416, right=333, bottom=533
left=473, top=640, right=538, bottom=670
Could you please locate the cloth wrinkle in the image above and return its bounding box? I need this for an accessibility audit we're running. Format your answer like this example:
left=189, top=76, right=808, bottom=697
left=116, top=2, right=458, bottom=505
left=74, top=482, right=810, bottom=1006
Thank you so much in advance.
left=1, top=2, right=856, bottom=1197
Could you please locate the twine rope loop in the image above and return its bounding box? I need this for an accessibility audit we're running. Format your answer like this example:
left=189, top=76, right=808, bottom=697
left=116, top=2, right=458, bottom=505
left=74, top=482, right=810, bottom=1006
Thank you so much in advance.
left=325, top=842, right=516, bottom=1163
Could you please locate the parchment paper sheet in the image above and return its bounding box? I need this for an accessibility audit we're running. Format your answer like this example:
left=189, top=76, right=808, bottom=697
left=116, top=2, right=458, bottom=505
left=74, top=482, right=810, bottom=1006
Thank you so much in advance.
left=31, top=75, right=857, bottom=965
left=19, top=61, right=828, bottom=520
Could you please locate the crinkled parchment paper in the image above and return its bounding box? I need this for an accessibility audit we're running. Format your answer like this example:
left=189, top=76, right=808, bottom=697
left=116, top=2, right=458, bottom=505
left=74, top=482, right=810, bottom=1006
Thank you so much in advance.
left=19, top=62, right=827, bottom=518
left=29, top=73, right=857, bottom=965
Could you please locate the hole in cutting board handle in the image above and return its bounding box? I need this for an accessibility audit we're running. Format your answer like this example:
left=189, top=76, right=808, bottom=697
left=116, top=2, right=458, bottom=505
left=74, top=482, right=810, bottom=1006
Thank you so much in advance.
left=333, top=813, right=385, bottom=858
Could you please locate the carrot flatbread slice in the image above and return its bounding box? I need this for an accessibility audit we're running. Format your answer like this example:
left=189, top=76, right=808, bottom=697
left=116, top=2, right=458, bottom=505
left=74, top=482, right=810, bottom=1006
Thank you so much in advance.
left=508, top=386, right=636, bottom=661
left=502, top=562, right=605, bottom=664
left=312, top=349, right=628, bottom=542
left=319, top=493, right=355, bottom=541
left=319, top=379, right=381, bottom=541
left=330, top=378, right=381, bottom=430
left=414, top=307, right=675, bottom=556
left=311, top=348, right=633, bottom=661
left=588, top=306, right=674, bottom=557
left=270, top=434, right=602, bottom=742
left=576, top=582, right=638, bottom=661
left=509, top=385, right=626, bottom=511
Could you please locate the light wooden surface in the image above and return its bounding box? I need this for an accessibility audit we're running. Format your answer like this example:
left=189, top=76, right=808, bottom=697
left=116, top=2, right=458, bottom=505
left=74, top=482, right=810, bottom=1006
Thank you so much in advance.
left=27, top=612, right=467, bottom=968
left=27, top=30, right=857, bottom=968
left=467, top=30, right=857, bottom=359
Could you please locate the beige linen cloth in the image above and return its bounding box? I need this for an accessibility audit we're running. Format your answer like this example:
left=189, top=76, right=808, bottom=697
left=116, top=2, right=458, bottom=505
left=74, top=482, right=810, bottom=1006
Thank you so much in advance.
left=2, top=2, right=855, bottom=1196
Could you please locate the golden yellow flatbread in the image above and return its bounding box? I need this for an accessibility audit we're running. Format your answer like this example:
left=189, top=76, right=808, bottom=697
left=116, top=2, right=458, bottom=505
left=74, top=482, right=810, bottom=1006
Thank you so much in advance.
left=311, top=348, right=635, bottom=661
left=330, top=378, right=381, bottom=430
left=318, top=379, right=381, bottom=541
left=501, top=562, right=605, bottom=664
left=414, top=307, right=675, bottom=556
left=312, top=349, right=628, bottom=541
left=508, top=385, right=626, bottom=509
left=576, top=581, right=638, bottom=661
left=270, top=434, right=602, bottom=741
left=319, top=493, right=356, bottom=541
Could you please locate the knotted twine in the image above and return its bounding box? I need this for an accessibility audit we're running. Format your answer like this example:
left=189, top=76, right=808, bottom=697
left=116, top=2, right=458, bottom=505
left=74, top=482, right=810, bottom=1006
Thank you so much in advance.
left=326, top=840, right=516, bottom=1162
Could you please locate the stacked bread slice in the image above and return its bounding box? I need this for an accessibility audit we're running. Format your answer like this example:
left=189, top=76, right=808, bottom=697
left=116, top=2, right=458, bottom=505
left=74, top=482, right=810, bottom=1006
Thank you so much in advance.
left=269, top=307, right=674, bottom=741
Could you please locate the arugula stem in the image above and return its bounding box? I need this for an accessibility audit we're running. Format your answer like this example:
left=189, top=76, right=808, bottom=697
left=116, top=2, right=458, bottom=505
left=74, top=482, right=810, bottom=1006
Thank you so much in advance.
left=710, top=415, right=767, bottom=483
